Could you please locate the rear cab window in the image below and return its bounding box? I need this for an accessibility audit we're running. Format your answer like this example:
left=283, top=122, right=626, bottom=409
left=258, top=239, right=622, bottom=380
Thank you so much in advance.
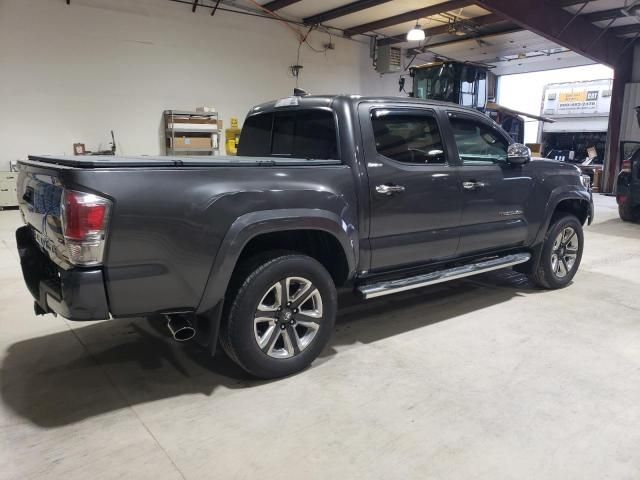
left=238, top=109, right=339, bottom=160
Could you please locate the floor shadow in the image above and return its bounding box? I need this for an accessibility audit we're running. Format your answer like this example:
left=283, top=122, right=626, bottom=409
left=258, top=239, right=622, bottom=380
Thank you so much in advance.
left=1, top=268, right=541, bottom=428
left=586, top=217, right=640, bottom=239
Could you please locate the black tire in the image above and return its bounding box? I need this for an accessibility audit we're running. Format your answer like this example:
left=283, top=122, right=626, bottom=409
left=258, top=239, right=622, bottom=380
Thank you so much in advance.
left=619, top=203, right=637, bottom=222
left=221, top=253, right=337, bottom=379
left=528, top=213, right=584, bottom=289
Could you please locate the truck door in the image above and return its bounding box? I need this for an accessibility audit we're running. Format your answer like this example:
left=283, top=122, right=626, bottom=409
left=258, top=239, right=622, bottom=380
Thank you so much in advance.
left=445, top=111, right=534, bottom=255
left=360, top=105, right=462, bottom=271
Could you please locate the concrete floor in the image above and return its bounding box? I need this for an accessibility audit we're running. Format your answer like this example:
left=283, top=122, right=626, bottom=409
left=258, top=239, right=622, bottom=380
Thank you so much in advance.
left=1, top=194, right=639, bottom=479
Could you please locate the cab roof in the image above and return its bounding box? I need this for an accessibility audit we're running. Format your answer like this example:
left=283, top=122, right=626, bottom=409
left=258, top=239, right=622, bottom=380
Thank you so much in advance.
left=248, top=94, right=479, bottom=116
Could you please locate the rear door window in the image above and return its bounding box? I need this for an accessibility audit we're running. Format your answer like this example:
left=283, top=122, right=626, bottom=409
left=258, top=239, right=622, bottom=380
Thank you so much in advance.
left=238, top=110, right=339, bottom=160
left=371, top=109, right=446, bottom=165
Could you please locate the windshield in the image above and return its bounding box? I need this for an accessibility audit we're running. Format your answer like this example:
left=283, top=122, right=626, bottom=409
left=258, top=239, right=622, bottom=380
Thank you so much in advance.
left=413, top=63, right=457, bottom=103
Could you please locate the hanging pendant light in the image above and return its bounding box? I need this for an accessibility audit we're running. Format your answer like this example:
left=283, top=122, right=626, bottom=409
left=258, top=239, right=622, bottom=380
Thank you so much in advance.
left=407, top=21, right=425, bottom=42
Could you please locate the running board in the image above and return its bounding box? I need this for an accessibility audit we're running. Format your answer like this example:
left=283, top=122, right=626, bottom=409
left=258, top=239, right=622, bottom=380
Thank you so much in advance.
left=357, top=253, right=531, bottom=300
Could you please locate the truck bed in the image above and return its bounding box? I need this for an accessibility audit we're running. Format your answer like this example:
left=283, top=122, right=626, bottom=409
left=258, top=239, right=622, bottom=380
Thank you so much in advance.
left=26, top=155, right=341, bottom=168
left=17, top=154, right=355, bottom=319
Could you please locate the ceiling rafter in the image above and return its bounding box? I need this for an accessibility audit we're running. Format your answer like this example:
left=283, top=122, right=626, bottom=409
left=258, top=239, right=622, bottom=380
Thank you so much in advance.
left=612, top=23, right=640, bottom=36
left=555, top=0, right=593, bottom=6
left=343, top=0, right=475, bottom=37
left=419, top=27, right=533, bottom=52
left=262, top=0, right=302, bottom=11
left=585, top=7, right=629, bottom=22
left=304, top=0, right=394, bottom=25
left=210, top=0, right=222, bottom=16
left=377, top=12, right=511, bottom=46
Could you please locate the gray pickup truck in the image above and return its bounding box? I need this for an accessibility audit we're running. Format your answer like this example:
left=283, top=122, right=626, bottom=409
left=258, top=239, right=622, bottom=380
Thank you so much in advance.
left=16, top=94, right=593, bottom=378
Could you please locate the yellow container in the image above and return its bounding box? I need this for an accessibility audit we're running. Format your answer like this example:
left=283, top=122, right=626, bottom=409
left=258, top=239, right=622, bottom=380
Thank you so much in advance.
left=225, top=117, right=241, bottom=156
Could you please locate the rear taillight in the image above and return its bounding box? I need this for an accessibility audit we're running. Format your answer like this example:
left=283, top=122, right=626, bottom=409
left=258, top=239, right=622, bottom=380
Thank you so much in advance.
left=61, top=190, right=111, bottom=266
left=621, top=159, right=632, bottom=173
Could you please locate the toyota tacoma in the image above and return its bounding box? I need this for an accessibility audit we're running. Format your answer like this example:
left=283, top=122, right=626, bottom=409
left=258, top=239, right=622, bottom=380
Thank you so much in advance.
left=15, top=94, right=593, bottom=378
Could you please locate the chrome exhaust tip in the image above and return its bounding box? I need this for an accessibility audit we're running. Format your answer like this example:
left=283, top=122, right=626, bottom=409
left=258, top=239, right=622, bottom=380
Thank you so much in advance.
left=165, top=314, right=196, bottom=342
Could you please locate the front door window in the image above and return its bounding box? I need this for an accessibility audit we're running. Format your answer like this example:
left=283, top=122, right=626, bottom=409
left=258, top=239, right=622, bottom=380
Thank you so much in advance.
left=449, top=116, right=509, bottom=165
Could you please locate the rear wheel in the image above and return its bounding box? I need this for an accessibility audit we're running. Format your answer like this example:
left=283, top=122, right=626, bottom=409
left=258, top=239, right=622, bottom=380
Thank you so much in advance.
left=221, top=253, right=337, bottom=379
left=619, top=203, right=638, bottom=222
left=529, top=214, right=584, bottom=289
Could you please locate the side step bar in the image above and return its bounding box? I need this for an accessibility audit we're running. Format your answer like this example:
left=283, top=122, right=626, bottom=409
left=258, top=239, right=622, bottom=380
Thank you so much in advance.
left=357, top=253, right=531, bottom=300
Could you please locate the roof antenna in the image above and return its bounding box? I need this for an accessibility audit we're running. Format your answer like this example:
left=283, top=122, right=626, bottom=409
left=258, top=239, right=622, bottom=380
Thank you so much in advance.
left=293, top=88, right=309, bottom=97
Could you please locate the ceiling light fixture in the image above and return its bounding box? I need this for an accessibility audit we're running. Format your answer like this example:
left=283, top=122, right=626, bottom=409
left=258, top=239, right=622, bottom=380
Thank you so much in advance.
left=407, top=22, right=426, bottom=42
left=448, top=22, right=466, bottom=36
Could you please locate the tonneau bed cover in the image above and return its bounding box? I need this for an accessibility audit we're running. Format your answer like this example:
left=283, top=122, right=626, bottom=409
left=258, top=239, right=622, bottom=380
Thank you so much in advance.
left=25, top=155, right=341, bottom=168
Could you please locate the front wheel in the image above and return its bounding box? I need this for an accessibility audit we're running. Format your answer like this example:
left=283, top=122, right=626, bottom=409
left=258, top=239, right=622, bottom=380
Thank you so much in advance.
left=221, top=253, right=337, bottom=379
left=529, top=214, right=584, bottom=289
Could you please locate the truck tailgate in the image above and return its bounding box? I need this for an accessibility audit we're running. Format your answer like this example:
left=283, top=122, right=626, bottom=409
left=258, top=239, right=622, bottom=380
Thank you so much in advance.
left=15, top=161, right=111, bottom=320
left=17, top=163, right=67, bottom=266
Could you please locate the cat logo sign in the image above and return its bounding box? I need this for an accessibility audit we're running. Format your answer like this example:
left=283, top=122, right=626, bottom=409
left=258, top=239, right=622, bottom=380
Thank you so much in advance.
left=559, top=91, right=587, bottom=103
left=558, top=90, right=598, bottom=113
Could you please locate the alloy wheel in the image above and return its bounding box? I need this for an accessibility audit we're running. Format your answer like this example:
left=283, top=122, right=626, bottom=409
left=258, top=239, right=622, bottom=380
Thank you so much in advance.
left=254, top=277, right=323, bottom=359
left=550, top=226, right=579, bottom=278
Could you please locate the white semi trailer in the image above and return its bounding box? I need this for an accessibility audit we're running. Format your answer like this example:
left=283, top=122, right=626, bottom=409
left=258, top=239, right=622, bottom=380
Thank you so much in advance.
left=538, top=79, right=612, bottom=163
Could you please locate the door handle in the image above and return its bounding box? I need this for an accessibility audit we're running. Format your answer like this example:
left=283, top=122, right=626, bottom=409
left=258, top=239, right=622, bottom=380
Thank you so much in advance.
left=462, top=181, right=485, bottom=190
left=376, top=184, right=405, bottom=195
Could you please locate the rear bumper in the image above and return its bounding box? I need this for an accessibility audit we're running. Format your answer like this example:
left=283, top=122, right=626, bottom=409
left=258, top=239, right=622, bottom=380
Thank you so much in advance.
left=16, top=226, right=110, bottom=321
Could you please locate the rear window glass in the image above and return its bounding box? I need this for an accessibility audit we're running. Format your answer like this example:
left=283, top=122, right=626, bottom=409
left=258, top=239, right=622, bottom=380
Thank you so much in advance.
left=238, top=112, right=272, bottom=156
left=238, top=110, right=339, bottom=160
left=272, top=113, right=295, bottom=156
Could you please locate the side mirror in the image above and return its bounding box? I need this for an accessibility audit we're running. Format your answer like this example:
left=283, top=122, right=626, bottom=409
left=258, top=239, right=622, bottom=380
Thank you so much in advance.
left=507, top=143, right=531, bottom=165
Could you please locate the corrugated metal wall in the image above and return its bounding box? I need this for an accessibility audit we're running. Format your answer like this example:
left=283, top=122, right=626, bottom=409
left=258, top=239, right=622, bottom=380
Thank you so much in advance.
left=620, top=83, right=640, bottom=142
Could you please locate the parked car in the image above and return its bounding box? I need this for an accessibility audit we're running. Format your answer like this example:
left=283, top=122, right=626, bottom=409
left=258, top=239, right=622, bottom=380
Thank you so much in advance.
left=617, top=148, right=640, bottom=221
left=15, top=94, right=593, bottom=378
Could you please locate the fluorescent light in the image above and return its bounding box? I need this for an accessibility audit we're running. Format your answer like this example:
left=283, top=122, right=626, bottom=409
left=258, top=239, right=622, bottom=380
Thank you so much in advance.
left=407, top=23, right=425, bottom=42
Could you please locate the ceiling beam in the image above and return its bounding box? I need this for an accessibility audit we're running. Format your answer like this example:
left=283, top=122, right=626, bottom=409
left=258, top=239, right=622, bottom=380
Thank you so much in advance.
left=304, top=0, right=393, bottom=25
left=417, top=26, right=522, bottom=50
left=555, top=0, right=593, bottom=6
left=474, top=0, right=631, bottom=67
left=210, top=0, right=222, bottom=16
left=344, top=0, right=475, bottom=37
left=377, top=12, right=511, bottom=46
left=611, top=23, right=640, bottom=36
left=378, top=24, right=455, bottom=47
left=262, top=0, right=301, bottom=11
left=585, top=7, right=627, bottom=22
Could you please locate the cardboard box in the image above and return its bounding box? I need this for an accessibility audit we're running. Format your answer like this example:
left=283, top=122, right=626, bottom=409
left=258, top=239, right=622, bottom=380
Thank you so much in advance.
left=172, top=136, right=212, bottom=149
left=171, top=116, right=218, bottom=125
left=526, top=143, right=542, bottom=157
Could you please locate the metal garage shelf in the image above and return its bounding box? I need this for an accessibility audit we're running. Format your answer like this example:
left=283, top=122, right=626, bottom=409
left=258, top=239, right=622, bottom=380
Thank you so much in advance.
left=164, top=110, right=221, bottom=156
